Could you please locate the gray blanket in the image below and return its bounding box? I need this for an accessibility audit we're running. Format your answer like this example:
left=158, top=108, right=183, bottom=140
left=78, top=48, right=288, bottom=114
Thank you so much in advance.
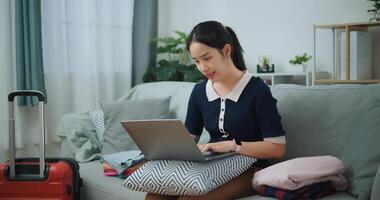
left=57, top=112, right=101, bottom=162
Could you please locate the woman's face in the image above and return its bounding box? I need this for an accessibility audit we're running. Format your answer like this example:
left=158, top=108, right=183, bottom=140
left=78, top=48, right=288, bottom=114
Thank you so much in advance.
left=189, top=42, right=231, bottom=82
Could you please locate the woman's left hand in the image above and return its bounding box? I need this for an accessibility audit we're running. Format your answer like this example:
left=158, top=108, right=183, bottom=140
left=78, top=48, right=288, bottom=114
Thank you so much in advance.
left=198, top=140, right=236, bottom=153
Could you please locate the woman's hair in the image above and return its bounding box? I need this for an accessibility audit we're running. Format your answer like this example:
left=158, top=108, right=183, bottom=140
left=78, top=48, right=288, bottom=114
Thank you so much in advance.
left=186, top=21, right=246, bottom=70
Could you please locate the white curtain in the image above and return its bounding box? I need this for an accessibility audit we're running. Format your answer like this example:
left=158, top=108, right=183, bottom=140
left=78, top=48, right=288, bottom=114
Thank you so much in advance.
left=41, top=0, right=134, bottom=142
left=0, top=0, right=42, bottom=151
left=0, top=0, right=14, bottom=150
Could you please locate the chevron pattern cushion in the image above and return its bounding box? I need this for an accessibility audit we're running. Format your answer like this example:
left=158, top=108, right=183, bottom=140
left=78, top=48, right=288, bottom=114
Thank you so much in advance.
left=88, top=110, right=105, bottom=147
left=122, top=155, right=256, bottom=196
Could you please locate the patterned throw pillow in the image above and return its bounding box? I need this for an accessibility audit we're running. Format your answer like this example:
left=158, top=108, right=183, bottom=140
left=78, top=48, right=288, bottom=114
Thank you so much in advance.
left=123, top=155, right=256, bottom=196
left=88, top=110, right=105, bottom=147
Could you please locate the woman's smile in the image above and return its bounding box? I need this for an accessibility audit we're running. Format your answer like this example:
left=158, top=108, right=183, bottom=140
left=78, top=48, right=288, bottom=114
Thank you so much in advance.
left=205, top=71, right=216, bottom=79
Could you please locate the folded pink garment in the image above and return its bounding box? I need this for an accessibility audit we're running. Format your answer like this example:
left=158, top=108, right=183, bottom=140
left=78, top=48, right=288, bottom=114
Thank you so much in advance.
left=103, top=162, right=118, bottom=176
left=252, top=155, right=348, bottom=191
left=104, top=170, right=118, bottom=176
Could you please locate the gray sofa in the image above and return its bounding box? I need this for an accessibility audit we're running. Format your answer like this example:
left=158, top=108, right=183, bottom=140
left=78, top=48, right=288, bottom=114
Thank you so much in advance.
left=58, top=81, right=380, bottom=200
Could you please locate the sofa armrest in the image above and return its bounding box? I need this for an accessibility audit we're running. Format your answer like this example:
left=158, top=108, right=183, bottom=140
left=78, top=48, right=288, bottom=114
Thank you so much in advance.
left=57, top=112, right=101, bottom=162
left=371, top=165, right=380, bottom=200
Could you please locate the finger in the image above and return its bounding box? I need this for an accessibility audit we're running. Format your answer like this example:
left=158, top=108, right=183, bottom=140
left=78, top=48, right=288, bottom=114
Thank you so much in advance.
left=201, top=144, right=210, bottom=153
left=201, top=145, right=207, bottom=152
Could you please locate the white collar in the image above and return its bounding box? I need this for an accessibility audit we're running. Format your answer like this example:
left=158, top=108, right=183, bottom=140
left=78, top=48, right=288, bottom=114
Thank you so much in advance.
left=206, top=71, right=253, bottom=102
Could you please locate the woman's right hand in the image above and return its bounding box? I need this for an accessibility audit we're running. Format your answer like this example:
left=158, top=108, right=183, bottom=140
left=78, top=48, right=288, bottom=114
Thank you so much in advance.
left=197, top=141, right=236, bottom=153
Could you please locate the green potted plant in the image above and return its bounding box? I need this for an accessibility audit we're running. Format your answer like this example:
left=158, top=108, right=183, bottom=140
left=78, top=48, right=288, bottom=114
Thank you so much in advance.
left=368, top=0, right=380, bottom=21
left=257, top=55, right=275, bottom=73
left=142, top=31, right=205, bottom=83
left=289, top=53, right=312, bottom=72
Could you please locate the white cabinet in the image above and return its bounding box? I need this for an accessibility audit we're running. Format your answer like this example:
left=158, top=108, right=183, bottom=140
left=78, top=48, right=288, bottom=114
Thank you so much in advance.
left=252, top=72, right=309, bottom=86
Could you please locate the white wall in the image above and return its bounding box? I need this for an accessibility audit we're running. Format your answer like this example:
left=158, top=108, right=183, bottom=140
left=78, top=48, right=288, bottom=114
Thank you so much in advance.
left=158, top=0, right=380, bottom=78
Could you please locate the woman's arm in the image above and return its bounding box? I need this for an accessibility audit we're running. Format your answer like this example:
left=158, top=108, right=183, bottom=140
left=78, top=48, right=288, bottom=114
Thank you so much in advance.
left=239, top=141, right=285, bottom=159
left=198, top=140, right=286, bottom=159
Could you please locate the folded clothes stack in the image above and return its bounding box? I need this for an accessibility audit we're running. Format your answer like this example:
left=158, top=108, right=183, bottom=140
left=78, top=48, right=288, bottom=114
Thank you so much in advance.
left=101, top=150, right=147, bottom=179
left=252, top=156, right=348, bottom=200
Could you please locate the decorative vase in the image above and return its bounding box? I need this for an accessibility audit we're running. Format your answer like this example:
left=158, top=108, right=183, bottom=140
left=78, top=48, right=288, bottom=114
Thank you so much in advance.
left=289, top=64, right=308, bottom=73
left=302, top=64, right=308, bottom=72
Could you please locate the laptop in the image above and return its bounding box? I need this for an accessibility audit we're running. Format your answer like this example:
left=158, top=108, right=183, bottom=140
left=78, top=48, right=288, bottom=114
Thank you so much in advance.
left=121, top=119, right=236, bottom=162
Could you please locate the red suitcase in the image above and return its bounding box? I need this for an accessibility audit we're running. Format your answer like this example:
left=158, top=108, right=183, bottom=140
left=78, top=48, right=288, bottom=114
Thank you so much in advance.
left=0, top=91, right=82, bottom=200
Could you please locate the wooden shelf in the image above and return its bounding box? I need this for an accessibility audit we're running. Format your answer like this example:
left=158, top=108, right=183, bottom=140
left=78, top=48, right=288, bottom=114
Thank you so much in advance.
left=315, top=79, right=380, bottom=84
left=313, top=21, right=380, bottom=85
left=314, top=21, right=380, bottom=29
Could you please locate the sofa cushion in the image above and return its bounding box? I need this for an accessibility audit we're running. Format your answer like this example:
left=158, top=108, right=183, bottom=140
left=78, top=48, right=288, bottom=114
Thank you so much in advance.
left=270, top=84, right=380, bottom=200
left=78, top=161, right=354, bottom=200
left=123, top=155, right=256, bottom=196
left=117, top=81, right=210, bottom=144
left=101, top=97, right=171, bottom=154
left=117, top=81, right=195, bottom=122
left=79, top=161, right=146, bottom=200
left=339, top=84, right=380, bottom=199
left=270, top=84, right=364, bottom=159
left=371, top=165, right=380, bottom=199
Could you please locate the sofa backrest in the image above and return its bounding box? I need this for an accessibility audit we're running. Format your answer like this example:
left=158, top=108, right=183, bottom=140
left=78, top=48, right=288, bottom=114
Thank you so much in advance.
left=270, top=84, right=364, bottom=159
left=121, top=82, right=379, bottom=158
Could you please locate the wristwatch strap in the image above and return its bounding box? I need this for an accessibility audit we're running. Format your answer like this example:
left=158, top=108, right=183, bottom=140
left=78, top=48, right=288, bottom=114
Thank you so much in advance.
left=233, top=139, right=241, bottom=153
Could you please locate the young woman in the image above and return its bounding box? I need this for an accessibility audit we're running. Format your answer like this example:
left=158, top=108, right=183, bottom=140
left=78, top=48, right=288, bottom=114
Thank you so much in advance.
left=146, top=20, right=286, bottom=200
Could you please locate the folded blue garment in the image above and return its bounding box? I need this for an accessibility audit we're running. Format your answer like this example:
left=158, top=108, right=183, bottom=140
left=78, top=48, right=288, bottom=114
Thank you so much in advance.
left=101, top=150, right=145, bottom=173
left=257, top=181, right=336, bottom=200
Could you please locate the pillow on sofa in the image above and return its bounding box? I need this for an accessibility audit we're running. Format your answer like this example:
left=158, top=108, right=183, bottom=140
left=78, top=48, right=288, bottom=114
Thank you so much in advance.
left=123, top=155, right=256, bottom=196
left=101, top=97, right=171, bottom=154
left=339, top=84, right=380, bottom=199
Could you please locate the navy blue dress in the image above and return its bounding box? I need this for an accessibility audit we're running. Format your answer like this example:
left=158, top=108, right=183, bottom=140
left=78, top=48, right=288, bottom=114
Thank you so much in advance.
left=185, top=73, right=285, bottom=167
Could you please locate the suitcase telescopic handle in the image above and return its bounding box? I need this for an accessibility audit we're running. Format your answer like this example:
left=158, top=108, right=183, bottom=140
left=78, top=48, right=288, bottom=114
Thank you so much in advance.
left=8, top=90, right=45, bottom=102
left=8, top=90, right=46, bottom=179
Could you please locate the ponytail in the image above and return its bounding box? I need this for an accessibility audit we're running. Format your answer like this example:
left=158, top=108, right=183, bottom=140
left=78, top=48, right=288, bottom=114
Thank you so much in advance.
left=186, top=21, right=246, bottom=71
left=225, top=26, right=246, bottom=70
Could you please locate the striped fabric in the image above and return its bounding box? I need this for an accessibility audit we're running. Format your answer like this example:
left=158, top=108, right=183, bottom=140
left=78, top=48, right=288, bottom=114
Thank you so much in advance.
left=123, top=155, right=256, bottom=196
left=88, top=110, right=105, bottom=146
left=257, top=181, right=336, bottom=200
